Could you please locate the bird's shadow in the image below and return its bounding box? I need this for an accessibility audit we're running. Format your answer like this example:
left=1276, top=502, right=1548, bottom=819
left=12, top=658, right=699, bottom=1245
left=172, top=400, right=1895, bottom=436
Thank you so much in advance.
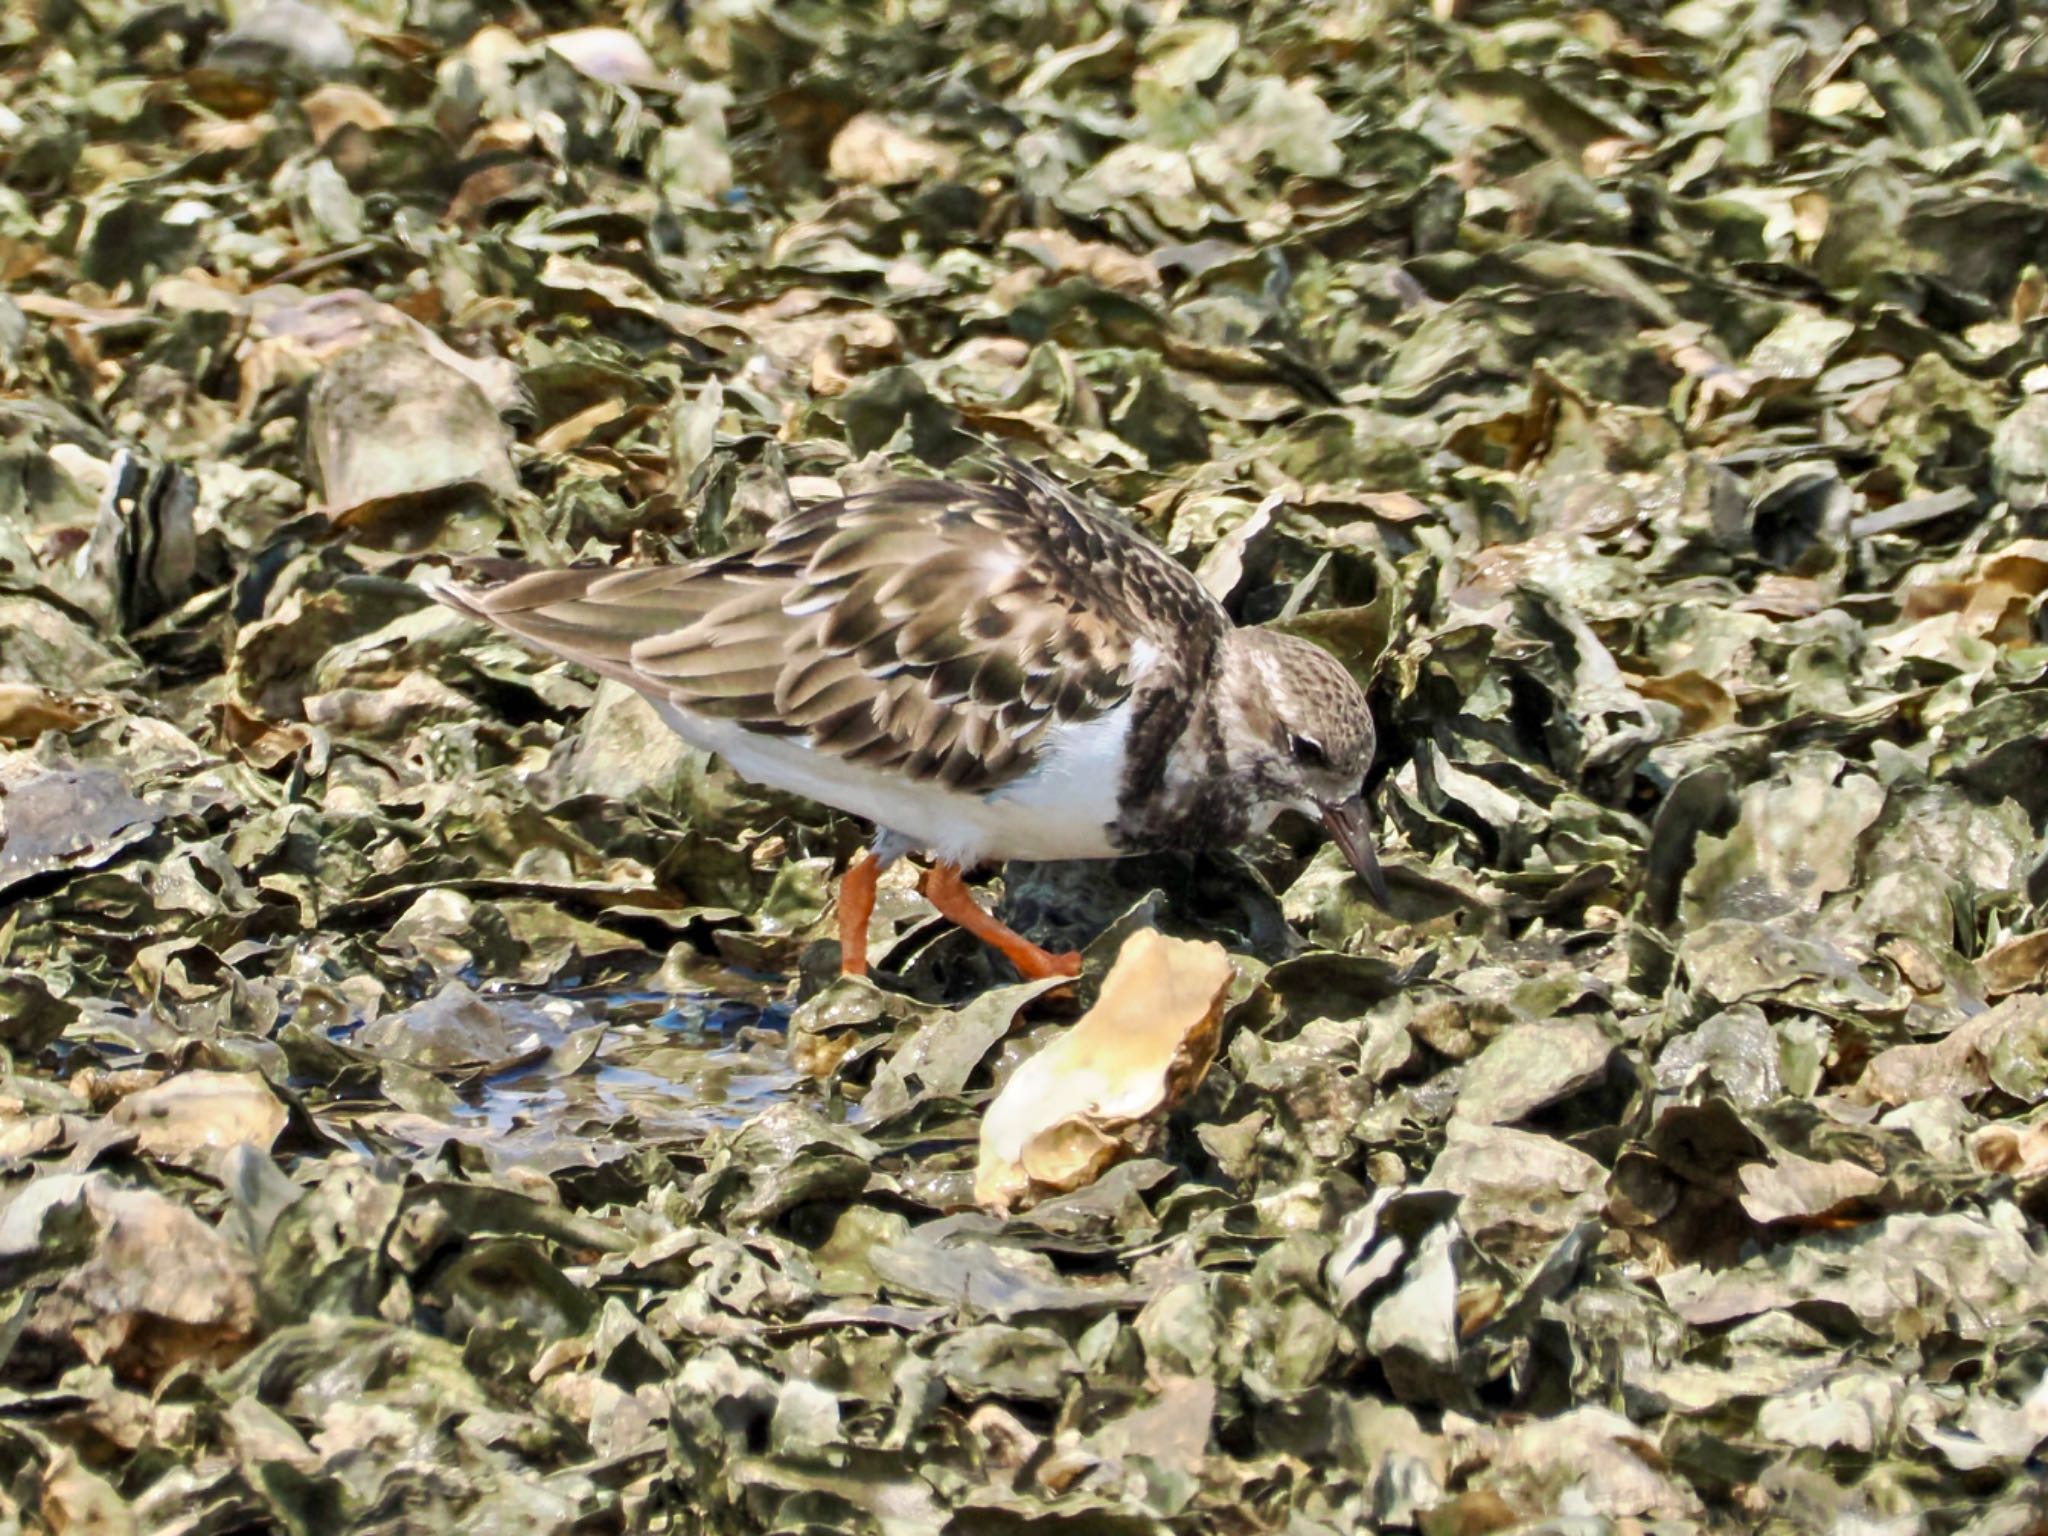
left=998, top=848, right=1300, bottom=965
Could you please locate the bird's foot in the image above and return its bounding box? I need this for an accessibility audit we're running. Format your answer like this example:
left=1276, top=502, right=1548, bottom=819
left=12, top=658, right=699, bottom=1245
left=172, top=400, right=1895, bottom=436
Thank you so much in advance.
left=918, top=862, right=1082, bottom=982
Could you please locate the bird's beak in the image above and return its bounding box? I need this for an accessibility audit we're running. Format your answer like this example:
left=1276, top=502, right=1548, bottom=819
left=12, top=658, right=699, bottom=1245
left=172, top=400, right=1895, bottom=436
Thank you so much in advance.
left=1319, top=795, right=1390, bottom=907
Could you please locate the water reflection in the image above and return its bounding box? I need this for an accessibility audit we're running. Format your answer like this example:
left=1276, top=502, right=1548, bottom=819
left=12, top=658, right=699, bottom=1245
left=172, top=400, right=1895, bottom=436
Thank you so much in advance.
left=321, top=979, right=798, bottom=1170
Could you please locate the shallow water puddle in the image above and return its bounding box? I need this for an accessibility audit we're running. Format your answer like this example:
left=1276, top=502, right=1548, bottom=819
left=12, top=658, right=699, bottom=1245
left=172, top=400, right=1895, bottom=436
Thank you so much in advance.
left=323, top=979, right=799, bottom=1170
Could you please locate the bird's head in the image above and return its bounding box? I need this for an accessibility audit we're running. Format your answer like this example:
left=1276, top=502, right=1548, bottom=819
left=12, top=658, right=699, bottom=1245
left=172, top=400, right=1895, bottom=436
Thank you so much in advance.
left=1218, top=627, right=1389, bottom=903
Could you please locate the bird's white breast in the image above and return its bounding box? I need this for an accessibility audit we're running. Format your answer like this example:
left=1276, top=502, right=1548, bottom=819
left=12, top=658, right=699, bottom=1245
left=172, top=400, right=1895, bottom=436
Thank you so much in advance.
left=649, top=698, right=1130, bottom=867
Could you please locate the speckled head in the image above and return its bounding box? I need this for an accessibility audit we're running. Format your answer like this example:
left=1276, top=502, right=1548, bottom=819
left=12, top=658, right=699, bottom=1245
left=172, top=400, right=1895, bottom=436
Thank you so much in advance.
left=1215, top=627, right=1389, bottom=902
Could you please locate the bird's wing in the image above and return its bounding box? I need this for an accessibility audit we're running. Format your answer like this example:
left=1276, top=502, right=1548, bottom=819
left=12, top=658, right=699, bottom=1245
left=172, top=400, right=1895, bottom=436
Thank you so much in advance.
left=430, top=471, right=1227, bottom=793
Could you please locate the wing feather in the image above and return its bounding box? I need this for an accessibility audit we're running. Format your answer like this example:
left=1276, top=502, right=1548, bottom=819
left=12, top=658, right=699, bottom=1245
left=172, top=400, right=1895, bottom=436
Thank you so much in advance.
left=428, top=467, right=1228, bottom=793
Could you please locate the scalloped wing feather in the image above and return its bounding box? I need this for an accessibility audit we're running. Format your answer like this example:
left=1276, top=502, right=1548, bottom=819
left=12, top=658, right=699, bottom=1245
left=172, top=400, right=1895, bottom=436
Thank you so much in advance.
left=433, top=474, right=1225, bottom=794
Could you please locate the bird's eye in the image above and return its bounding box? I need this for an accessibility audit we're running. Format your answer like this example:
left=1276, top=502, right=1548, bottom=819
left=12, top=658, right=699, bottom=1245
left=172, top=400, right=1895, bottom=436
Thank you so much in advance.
left=1291, top=733, right=1329, bottom=770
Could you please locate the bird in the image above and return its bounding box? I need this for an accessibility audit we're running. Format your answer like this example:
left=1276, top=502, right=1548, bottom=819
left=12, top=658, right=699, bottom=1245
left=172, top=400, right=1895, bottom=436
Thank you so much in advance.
left=424, top=460, right=1389, bottom=981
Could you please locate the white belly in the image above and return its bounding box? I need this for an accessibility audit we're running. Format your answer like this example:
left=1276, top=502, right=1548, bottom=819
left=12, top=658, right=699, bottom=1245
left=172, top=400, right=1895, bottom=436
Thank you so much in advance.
left=650, top=699, right=1129, bottom=867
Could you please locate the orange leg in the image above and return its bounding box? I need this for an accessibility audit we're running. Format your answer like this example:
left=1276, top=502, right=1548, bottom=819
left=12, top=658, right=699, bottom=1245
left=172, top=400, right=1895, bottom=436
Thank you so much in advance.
left=918, top=862, right=1082, bottom=981
left=837, top=850, right=881, bottom=977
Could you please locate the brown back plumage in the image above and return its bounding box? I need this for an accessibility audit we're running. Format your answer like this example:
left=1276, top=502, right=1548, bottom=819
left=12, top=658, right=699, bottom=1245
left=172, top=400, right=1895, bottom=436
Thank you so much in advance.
left=433, top=468, right=1228, bottom=793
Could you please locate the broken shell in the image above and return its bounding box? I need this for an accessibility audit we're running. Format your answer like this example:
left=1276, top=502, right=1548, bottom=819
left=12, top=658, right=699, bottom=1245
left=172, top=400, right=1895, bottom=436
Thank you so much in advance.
left=975, top=929, right=1234, bottom=1214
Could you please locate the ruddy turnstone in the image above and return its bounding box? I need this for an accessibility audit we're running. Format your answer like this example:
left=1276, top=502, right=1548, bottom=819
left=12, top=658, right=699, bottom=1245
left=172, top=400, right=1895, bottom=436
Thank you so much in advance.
left=427, top=462, right=1387, bottom=980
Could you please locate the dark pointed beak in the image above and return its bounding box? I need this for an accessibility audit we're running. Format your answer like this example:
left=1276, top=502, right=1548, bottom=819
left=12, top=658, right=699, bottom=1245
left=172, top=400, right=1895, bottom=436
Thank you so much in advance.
left=1319, top=796, right=1390, bottom=906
